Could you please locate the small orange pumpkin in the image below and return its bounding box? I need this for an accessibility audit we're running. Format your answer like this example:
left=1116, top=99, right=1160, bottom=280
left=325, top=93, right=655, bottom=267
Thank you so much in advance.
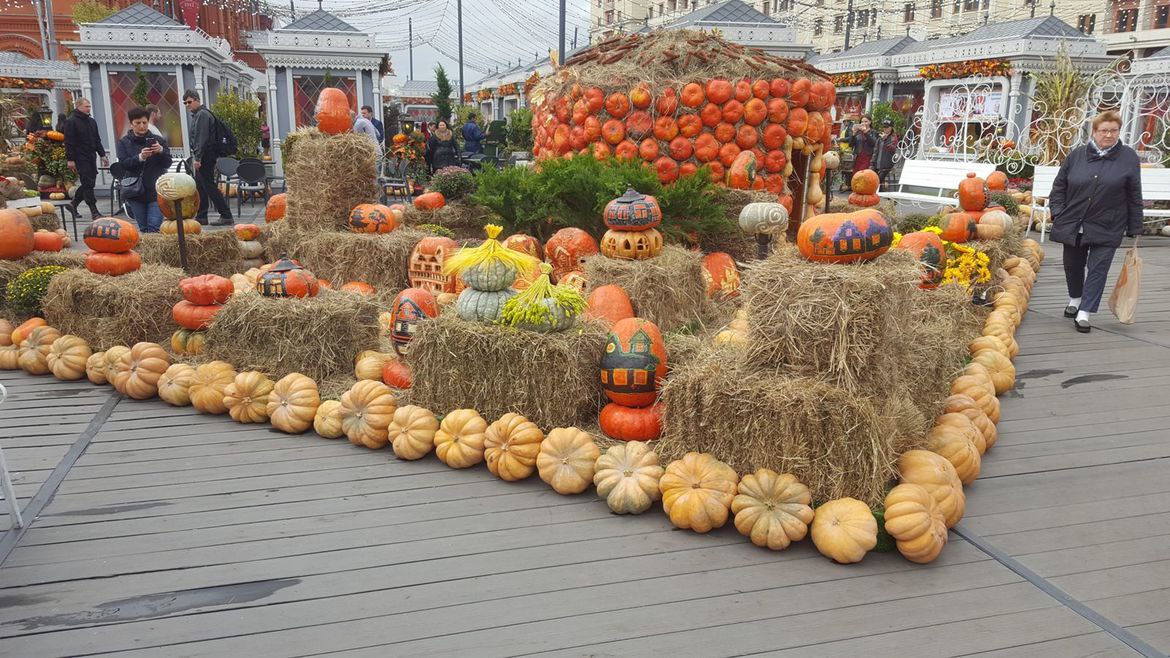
left=851, top=169, right=880, bottom=195
left=586, top=284, right=635, bottom=326
left=265, top=193, right=287, bottom=222
left=85, top=250, right=141, bottom=276
left=84, top=217, right=139, bottom=253
left=986, top=171, right=1008, bottom=191
left=348, top=203, right=398, bottom=233
left=32, top=229, right=64, bottom=252
left=414, top=192, right=446, bottom=211
left=940, top=211, right=978, bottom=243
left=234, top=224, right=261, bottom=240
left=180, top=274, right=233, bottom=305
left=958, top=172, right=990, bottom=211
left=340, top=281, right=375, bottom=295
left=172, top=300, right=221, bottom=331
left=381, top=358, right=412, bottom=389
left=599, top=402, right=662, bottom=441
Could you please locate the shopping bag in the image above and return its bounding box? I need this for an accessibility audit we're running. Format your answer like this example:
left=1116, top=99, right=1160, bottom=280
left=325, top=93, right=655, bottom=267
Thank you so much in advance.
left=1108, top=239, right=1142, bottom=324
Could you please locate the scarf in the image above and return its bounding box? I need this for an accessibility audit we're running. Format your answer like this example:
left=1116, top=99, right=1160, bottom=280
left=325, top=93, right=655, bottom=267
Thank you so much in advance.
left=1089, top=138, right=1119, bottom=159
left=433, top=127, right=453, bottom=142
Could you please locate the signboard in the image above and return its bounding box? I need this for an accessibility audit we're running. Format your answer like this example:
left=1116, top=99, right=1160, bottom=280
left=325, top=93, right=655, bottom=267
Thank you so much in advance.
left=180, top=0, right=200, bottom=30
left=939, top=89, right=1002, bottom=119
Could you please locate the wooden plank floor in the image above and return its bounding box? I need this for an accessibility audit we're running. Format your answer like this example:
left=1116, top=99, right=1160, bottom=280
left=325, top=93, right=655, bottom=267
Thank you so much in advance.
left=1, top=237, right=1168, bottom=657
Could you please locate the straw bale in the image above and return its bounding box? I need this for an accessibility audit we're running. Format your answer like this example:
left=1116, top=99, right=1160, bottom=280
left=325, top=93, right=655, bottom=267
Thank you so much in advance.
left=899, top=284, right=985, bottom=419
left=402, top=202, right=489, bottom=240
left=283, top=128, right=379, bottom=231
left=741, top=247, right=920, bottom=392
left=29, top=214, right=60, bottom=231
left=41, top=264, right=185, bottom=349
left=265, top=221, right=426, bottom=290
left=583, top=245, right=710, bottom=332
left=202, top=288, right=381, bottom=383
left=137, top=230, right=241, bottom=276
left=407, top=313, right=608, bottom=428
left=659, top=349, right=922, bottom=507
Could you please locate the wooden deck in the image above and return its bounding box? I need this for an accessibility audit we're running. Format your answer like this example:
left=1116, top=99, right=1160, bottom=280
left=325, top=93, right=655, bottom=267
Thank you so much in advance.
left=1, top=237, right=1168, bottom=657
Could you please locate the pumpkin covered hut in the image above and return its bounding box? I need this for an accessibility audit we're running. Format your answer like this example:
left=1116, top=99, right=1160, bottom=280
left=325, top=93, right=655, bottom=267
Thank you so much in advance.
left=529, top=29, right=836, bottom=235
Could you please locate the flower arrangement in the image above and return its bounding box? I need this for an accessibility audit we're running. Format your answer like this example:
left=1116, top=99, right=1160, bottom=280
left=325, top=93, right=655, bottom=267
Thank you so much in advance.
left=919, top=59, right=1011, bottom=81
left=429, top=165, right=475, bottom=200
left=463, top=92, right=473, bottom=103
left=22, top=131, right=74, bottom=184
left=0, top=77, right=55, bottom=90
left=830, top=71, right=871, bottom=87
left=6, top=265, right=68, bottom=314
left=914, top=226, right=991, bottom=289
left=477, top=89, right=492, bottom=102
left=497, top=83, right=518, bottom=96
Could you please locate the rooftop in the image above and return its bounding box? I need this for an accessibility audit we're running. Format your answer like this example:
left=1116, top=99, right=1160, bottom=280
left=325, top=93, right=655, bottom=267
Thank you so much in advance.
left=899, top=15, right=1090, bottom=55
left=808, top=36, right=918, bottom=64
left=95, top=2, right=183, bottom=27
left=279, top=9, right=361, bottom=33
left=664, top=0, right=783, bottom=27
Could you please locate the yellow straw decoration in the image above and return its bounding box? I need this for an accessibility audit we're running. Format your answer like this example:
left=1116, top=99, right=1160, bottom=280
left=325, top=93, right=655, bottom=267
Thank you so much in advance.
left=442, top=224, right=540, bottom=278
left=499, top=263, right=587, bottom=330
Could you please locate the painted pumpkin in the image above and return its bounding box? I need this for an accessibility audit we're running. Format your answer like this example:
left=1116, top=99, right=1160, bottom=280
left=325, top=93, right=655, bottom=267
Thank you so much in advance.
left=559, top=270, right=588, bottom=294
left=85, top=250, right=141, bottom=276
left=701, top=252, right=740, bottom=299
left=603, top=187, right=662, bottom=230
left=600, top=317, right=668, bottom=408
left=484, top=412, right=545, bottom=481
left=545, top=228, right=599, bottom=282
left=738, top=202, right=789, bottom=235
left=456, top=288, right=516, bottom=323
left=851, top=169, right=880, bottom=195
left=315, top=88, right=351, bottom=135
left=795, top=209, right=893, bottom=264
left=390, top=288, right=439, bottom=356
left=726, top=150, right=757, bottom=190
left=267, top=372, right=320, bottom=434
left=884, top=483, right=948, bottom=564
left=732, top=469, right=814, bottom=551
left=84, top=217, right=139, bottom=253
left=940, top=211, right=978, bottom=243
left=811, top=497, right=878, bottom=564
left=986, top=170, right=1008, bottom=191
left=265, top=193, right=287, bottom=222
left=409, top=236, right=460, bottom=294
left=348, top=203, right=398, bottom=234
left=257, top=257, right=319, bottom=298
left=434, top=409, right=489, bottom=469
left=501, top=233, right=542, bottom=259
left=659, top=452, right=738, bottom=533
left=155, top=172, right=200, bottom=219
left=389, top=405, right=439, bottom=461
left=180, top=274, right=233, bottom=305
left=536, top=427, right=601, bottom=495
left=593, top=441, right=663, bottom=514
left=896, top=231, right=945, bottom=289
left=958, top=172, right=990, bottom=211
left=585, top=284, right=635, bottom=326
left=413, top=191, right=446, bottom=210
left=599, top=402, right=662, bottom=441
left=600, top=228, right=663, bottom=260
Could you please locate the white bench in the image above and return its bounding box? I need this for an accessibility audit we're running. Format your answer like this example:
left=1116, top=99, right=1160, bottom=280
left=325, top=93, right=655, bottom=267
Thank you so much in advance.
left=879, top=159, right=998, bottom=215
left=1028, top=164, right=1170, bottom=242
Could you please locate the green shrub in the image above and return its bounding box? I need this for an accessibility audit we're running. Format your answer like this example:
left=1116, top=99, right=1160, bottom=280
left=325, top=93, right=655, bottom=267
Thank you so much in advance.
left=416, top=223, right=454, bottom=237
left=6, top=265, right=67, bottom=314
left=429, top=166, right=475, bottom=200
left=989, top=191, right=1020, bottom=217
left=506, top=108, right=533, bottom=152
left=211, top=92, right=262, bottom=157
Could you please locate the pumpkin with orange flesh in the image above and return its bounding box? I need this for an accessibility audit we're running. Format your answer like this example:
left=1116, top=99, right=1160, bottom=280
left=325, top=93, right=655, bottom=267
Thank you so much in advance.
left=536, top=427, right=601, bottom=495
left=267, top=373, right=320, bottom=434
left=389, top=405, right=439, bottom=461
left=884, top=483, right=948, bottom=564
left=434, top=409, right=489, bottom=469
left=315, top=88, right=351, bottom=135
left=732, top=469, right=814, bottom=551
left=898, top=450, right=965, bottom=528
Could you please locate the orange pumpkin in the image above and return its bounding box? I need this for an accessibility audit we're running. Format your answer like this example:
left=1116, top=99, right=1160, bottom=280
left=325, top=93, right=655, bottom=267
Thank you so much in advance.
left=847, top=192, right=881, bottom=207
left=11, top=318, right=46, bottom=345
left=180, top=274, right=233, bottom=305
left=382, top=358, right=412, bottom=389
left=0, top=209, right=35, bottom=260
left=726, top=150, right=757, bottom=189
left=545, top=227, right=599, bottom=282
left=653, top=116, right=679, bottom=141
left=795, top=209, right=894, bottom=264
left=604, top=92, right=631, bottom=119
left=348, top=203, right=398, bottom=233
left=599, top=402, right=661, bottom=441
left=766, top=98, right=789, bottom=124
left=32, top=229, right=64, bottom=252
left=705, top=79, right=733, bottom=104
left=940, top=211, right=978, bottom=243
left=677, top=114, right=702, bottom=138
left=625, top=111, right=652, bottom=140
left=638, top=137, right=659, bottom=162
left=669, top=136, right=694, bottom=161
left=700, top=103, right=723, bottom=128
left=584, top=86, right=605, bottom=112
left=958, top=172, right=990, bottom=211
left=84, top=217, right=139, bottom=253
left=265, top=193, right=287, bottom=222
left=256, top=257, right=319, bottom=298
left=789, top=78, right=811, bottom=106
left=501, top=233, right=542, bottom=259
left=718, top=143, right=741, bottom=167
left=413, top=192, right=446, bottom=211
left=743, top=98, right=767, bottom=126
left=986, top=171, right=1008, bottom=191
left=586, top=284, right=635, bottom=325
left=601, top=119, right=625, bottom=144
left=702, top=252, right=740, bottom=299
left=315, top=88, right=351, bottom=135
left=390, top=287, right=439, bottom=356
left=694, top=134, right=719, bottom=162
left=340, top=281, right=375, bottom=295
left=655, top=87, right=678, bottom=115
left=721, top=99, right=744, bottom=124
left=851, top=169, right=880, bottom=195
left=85, top=250, right=141, bottom=275
left=787, top=107, right=808, bottom=137
left=654, top=157, right=679, bottom=184
left=172, top=300, right=221, bottom=331
left=680, top=82, right=705, bottom=108
left=735, top=124, right=758, bottom=150
left=896, top=231, right=945, bottom=289
left=600, top=317, right=667, bottom=408
left=234, top=224, right=261, bottom=240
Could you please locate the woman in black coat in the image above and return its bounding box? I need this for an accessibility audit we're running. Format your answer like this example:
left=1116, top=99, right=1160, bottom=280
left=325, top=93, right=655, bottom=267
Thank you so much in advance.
left=1048, top=110, right=1143, bottom=333
left=116, top=107, right=173, bottom=232
left=425, top=120, right=459, bottom=172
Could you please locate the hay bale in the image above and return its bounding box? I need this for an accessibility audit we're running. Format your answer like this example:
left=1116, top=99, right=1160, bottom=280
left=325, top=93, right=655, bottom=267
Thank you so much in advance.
left=741, top=247, right=919, bottom=392
left=659, top=349, right=920, bottom=507
left=41, top=264, right=185, bottom=349
left=402, top=202, right=489, bottom=240
left=900, top=284, right=985, bottom=419
left=0, top=251, right=87, bottom=309
left=137, top=230, right=241, bottom=277
left=265, top=222, right=426, bottom=290
left=705, top=188, right=778, bottom=262
left=408, top=313, right=608, bottom=428
left=284, top=129, right=379, bottom=231
left=29, top=214, right=60, bottom=231
left=583, top=245, right=710, bottom=332
left=203, top=289, right=381, bottom=382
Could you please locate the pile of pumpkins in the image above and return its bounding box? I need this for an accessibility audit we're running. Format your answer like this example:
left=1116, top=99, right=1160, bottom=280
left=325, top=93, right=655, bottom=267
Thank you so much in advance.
left=83, top=217, right=141, bottom=276
left=171, top=274, right=232, bottom=356
left=0, top=208, right=69, bottom=261
left=234, top=223, right=264, bottom=269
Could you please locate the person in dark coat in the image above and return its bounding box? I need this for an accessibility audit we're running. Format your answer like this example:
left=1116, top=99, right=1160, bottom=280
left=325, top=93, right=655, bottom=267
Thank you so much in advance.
left=64, top=98, right=108, bottom=219
left=184, top=89, right=233, bottom=226
left=426, top=120, right=459, bottom=172
left=1049, top=110, right=1143, bottom=333
left=361, top=105, right=384, bottom=143
left=846, top=115, right=876, bottom=179
left=116, top=107, right=173, bottom=233
left=872, top=119, right=899, bottom=189
left=461, top=113, right=485, bottom=155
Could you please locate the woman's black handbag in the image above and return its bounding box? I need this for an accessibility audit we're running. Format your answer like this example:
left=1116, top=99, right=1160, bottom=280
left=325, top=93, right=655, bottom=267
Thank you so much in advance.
left=119, top=174, right=144, bottom=200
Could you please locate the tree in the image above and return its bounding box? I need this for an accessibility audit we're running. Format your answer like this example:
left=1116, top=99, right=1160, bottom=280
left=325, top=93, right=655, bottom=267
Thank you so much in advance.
left=131, top=66, right=150, bottom=108
left=71, top=0, right=117, bottom=26
left=431, top=64, right=454, bottom=126
left=211, top=92, right=262, bottom=157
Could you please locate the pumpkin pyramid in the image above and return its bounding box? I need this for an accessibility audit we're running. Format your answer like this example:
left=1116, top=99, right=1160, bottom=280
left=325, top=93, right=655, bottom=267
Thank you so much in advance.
left=599, top=187, right=664, bottom=261
left=445, top=225, right=539, bottom=324
left=83, top=217, right=141, bottom=276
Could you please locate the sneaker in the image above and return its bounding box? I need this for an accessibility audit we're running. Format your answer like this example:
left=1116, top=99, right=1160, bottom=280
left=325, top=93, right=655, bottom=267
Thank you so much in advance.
left=210, top=216, right=234, bottom=226
left=1063, top=305, right=1079, bottom=318
left=1074, top=318, right=1091, bottom=333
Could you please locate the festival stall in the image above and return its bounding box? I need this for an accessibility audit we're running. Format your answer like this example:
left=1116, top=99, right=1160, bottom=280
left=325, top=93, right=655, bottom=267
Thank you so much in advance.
left=0, top=52, right=81, bottom=125
left=808, top=36, right=920, bottom=138
left=1, top=29, right=1047, bottom=567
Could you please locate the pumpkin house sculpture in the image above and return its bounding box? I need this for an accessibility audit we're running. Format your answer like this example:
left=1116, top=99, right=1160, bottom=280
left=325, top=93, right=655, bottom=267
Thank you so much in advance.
left=599, top=317, right=668, bottom=442
left=409, top=236, right=461, bottom=294
left=600, top=187, right=665, bottom=261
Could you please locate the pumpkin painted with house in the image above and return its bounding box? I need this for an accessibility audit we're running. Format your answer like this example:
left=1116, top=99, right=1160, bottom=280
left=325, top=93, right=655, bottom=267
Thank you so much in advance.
left=795, top=209, right=893, bottom=263
left=256, top=257, right=319, bottom=298
left=600, top=228, right=663, bottom=260
left=545, top=227, right=599, bottom=281
left=84, top=217, right=139, bottom=253
left=600, top=317, right=668, bottom=408
left=409, top=236, right=460, bottom=294
left=348, top=203, right=398, bottom=234
left=390, top=287, right=439, bottom=357
left=940, top=211, right=978, bottom=243
left=701, top=252, right=740, bottom=299
left=896, top=231, right=945, bottom=289
left=603, top=187, right=662, bottom=230
left=958, top=172, right=990, bottom=211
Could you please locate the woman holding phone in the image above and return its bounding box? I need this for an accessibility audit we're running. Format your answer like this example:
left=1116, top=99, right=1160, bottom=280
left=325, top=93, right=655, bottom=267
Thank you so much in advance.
left=116, top=107, right=172, bottom=232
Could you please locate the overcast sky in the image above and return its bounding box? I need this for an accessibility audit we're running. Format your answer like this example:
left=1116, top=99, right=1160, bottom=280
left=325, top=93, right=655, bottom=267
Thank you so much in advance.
left=281, top=0, right=594, bottom=86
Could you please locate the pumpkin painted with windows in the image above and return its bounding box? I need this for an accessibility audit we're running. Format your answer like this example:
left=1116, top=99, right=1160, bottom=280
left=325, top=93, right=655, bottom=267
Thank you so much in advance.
left=409, top=236, right=461, bottom=294
left=600, top=317, right=668, bottom=408
left=896, top=231, right=945, bottom=289
left=701, top=252, right=740, bottom=299
left=84, top=217, right=139, bottom=253
left=600, top=228, right=663, bottom=261
left=348, top=203, right=398, bottom=234
left=603, top=187, right=662, bottom=230
left=501, top=233, right=543, bottom=259
left=389, top=287, right=439, bottom=356
left=795, top=208, right=893, bottom=264
left=256, top=256, right=319, bottom=298
left=545, top=227, right=599, bottom=282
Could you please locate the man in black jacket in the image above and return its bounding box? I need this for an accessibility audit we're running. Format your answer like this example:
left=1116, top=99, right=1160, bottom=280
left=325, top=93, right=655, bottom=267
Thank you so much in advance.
left=183, top=90, right=233, bottom=226
left=64, top=98, right=108, bottom=219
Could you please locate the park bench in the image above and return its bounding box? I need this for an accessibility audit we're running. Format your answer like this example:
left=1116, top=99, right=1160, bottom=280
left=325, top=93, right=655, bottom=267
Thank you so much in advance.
left=879, top=159, right=997, bottom=215
left=1027, top=164, right=1170, bottom=242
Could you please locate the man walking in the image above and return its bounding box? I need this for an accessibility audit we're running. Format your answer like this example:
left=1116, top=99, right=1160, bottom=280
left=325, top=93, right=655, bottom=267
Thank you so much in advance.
left=352, top=109, right=380, bottom=147
left=360, top=105, right=384, bottom=144
left=144, top=104, right=164, bottom=137
left=183, top=90, right=232, bottom=226
left=64, top=98, right=107, bottom=219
